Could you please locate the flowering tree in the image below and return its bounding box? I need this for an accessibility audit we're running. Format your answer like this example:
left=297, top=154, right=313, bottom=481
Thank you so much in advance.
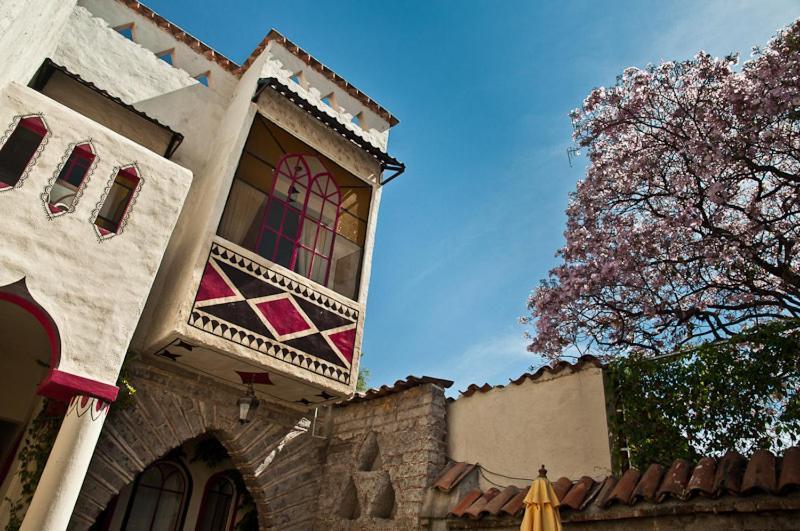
left=525, top=20, right=800, bottom=359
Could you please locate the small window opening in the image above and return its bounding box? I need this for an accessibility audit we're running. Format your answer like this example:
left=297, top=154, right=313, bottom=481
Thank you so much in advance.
left=321, top=93, right=336, bottom=109
left=0, top=116, right=47, bottom=190
left=289, top=71, right=304, bottom=87
left=95, top=167, right=139, bottom=235
left=114, top=23, right=135, bottom=41
left=195, top=72, right=210, bottom=87
left=47, top=143, right=95, bottom=214
left=351, top=112, right=363, bottom=127
left=196, top=473, right=237, bottom=531
left=156, top=49, right=174, bottom=65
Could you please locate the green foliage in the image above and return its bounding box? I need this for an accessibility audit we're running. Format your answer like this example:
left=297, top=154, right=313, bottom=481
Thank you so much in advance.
left=608, top=319, right=800, bottom=470
left=4, top=400, right=62, bottom=531
left=356, top=366, right=371, bottom=392
left=191, top=437, right=230, bottom=468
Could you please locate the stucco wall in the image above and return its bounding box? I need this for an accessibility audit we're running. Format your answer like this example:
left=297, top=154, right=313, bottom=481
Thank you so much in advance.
left=77, top=0, right=238, bottom=98
left=52, top=6, right=200, bottom=106
left=0, top=0, right=76, bottom=90
left=447, top=367, right=613, bottom=488
left=0, top=83, right=192, bottom=385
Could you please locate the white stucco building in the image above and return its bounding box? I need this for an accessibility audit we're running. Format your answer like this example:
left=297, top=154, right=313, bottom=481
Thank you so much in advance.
left=0, top=1, right=403, bottom=529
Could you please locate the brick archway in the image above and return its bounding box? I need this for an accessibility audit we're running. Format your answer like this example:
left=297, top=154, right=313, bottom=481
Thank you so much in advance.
left=69, top=359, right=305, bottom=530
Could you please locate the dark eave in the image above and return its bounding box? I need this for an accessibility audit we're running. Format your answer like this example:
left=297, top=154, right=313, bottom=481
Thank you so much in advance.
left=253, top=77, right=405, bottom=185
left=31, top=59, right=184, bottom=159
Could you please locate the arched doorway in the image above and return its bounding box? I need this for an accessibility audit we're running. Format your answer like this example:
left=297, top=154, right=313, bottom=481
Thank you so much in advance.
left=0, top=279, right=61, bottom=494
left=92, top=435, right=255, bottom=531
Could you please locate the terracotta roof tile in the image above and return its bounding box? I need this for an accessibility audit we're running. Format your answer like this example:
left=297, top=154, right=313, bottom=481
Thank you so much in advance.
left=483, top=486, right=520, bottom=516
left=442, top=447, right=800, bottom=522
left=449, top=489, right=483, bottom=518
left=742, top=449, right=776, bottom=494
left=656, top=458, right=692, bottom=501
left=500, top=486, right=529, bottom=516
left=603, top=468, right=640, bottom=506
left=458, top=355, right=603, bottom=397
left=686, top=456, right=716, bottom=497
left=779, top=446, right=800, bottom=493
left=463, top=488, right=500, bottom=519
left=433, top=462, right=476, bottom=493
left=552, top=477, right=573, bottom=502
left=560, top=476, right=596, bottom=510
left=593, top=476, right=618, bottom=508
left=631, top=463, right=664, bottom=503
left=713, top=450, right=746, bottom=495
left=338, top=375, right=453, bottom=406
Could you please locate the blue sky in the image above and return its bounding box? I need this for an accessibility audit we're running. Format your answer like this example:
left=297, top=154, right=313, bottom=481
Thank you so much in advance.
left=147, top=0, right=797, bottom=394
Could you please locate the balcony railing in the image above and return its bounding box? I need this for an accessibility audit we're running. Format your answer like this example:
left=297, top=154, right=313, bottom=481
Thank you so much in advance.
left=188, top=237, right=362, bottom=386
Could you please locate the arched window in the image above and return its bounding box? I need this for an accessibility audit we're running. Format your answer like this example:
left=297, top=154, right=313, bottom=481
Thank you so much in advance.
left=122, top=461, right=190, bottom=531
left=46, top=143, right=95, bottom=215
left=0, top=116, right=48, bottom=190
left=255, top=153, right=342, bottom=286
left=196, top=473, right=237, bottom=531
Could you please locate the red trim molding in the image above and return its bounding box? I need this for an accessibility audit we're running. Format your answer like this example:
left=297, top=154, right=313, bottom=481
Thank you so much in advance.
left=37, top=369, right=119, bottom=403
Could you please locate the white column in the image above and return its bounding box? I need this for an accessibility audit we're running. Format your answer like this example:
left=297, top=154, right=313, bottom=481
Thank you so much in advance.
left=20, top=395, right=109, bottom=531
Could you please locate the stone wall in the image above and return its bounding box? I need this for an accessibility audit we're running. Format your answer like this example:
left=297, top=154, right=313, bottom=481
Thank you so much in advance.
left=258, top=381, right=450, bottom=530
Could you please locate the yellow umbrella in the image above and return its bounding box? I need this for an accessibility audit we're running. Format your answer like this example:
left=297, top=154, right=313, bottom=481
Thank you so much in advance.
left=520, top=465, right=563, bottom=531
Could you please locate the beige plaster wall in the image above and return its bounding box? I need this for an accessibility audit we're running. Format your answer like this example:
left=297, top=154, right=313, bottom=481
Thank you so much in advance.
left=447, top=367, right=613, bottom=489
left=0, top=83, right=192, bottom=385
left=78, top=0, right=238, bottom=98
left=0, top=0, right=76, bottom=90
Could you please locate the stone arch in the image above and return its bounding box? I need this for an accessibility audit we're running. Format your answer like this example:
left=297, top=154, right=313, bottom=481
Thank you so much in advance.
left=69, top=360, right=304, bottom=530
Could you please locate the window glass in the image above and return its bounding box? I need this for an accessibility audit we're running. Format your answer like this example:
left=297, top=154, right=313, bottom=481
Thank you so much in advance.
left=216, top=117, right=372, bottom=300
left=195, top=73, right=209, bottom=87
left=157, top=50, right=174, bottom=65
left=197, top=475, right=236, bottom=531
left=123, top=462, right=188, bottom=531
left=0, top=117, right=47, bottom=189
left=48, top=144, right=94, bottom=213
left=95, top=168, right=139, bottom=234
left=115, top=24, right=134, bottom=40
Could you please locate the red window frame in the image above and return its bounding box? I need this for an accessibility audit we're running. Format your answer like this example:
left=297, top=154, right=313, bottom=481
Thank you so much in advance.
left=254, top=153, right=342, bottom=286
left=0, top=116, right=48, bottom=190
left=48, top=143, right=95, bottom=213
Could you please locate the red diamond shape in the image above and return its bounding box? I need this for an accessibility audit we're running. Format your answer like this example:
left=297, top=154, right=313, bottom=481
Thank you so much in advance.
left=328, top=328, right=356, bottom=364
left=255, top=297, right=312, bottom=336
left=196, top=262, right=236, bottom=302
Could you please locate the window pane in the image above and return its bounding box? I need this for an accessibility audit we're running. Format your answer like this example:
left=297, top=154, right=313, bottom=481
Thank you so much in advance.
left=257, top=230, right=277, bottom=260
left=282, top=207, right=301, bottom=238
left=321, top=201, right=337, bottom=228
left=0, top=119, right=46, bottom=188
left=311, top=255, right=329, bottom=285
left=48, top=146, right=94, bottom=211
left=124, top=486, right=160, bottom=531
left=197, top=478, right=235, bottom=531
left=265, top=202, right=284, bottom=231
left=315, top=228, right=333, bottom=257
left=150, top=491, right=183, bottom=530
left=275, top=237, right=294, bottom=268
left=295, top=247, right=312, bottom=277
left=96, top=169, right=138, bottom=233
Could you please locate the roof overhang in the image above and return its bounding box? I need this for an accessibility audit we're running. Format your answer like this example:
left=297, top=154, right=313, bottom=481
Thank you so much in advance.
left=31, top=59, right=184, bottom=159
left=253, top=77, right=405, bottom=185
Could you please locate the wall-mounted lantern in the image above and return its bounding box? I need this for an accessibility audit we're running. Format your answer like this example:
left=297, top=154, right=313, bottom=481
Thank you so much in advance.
left=237, top=383, right=260, bottom=424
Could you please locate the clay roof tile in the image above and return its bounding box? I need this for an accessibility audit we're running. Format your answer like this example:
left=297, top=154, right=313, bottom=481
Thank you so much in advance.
left=656, top=458, right=692, bottom=501
left=560, top=476, right=595, bottom=510
left=594, top=476, right=619, bottom=508
left=464, top=488, right=500, bottom=519
left=741, top=449, right=777, bottom=494
left=449, top=489, right=483, bottom=518
left=483, top=486, right=520, bottom=516
left=552, top=477, right=573, bottom=502
left=631, top=463, right=665, bottom=503
left=500, top=486, right=529, bottom=516
left=686, top=456, right=716, bottom=497
left=779, top=446, right=800, bottom=493
left=433, top=462, right=475, bottom=492
left=603, top=468, right=641, bottom=506
left=712, top=450, right=747, bottom=496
